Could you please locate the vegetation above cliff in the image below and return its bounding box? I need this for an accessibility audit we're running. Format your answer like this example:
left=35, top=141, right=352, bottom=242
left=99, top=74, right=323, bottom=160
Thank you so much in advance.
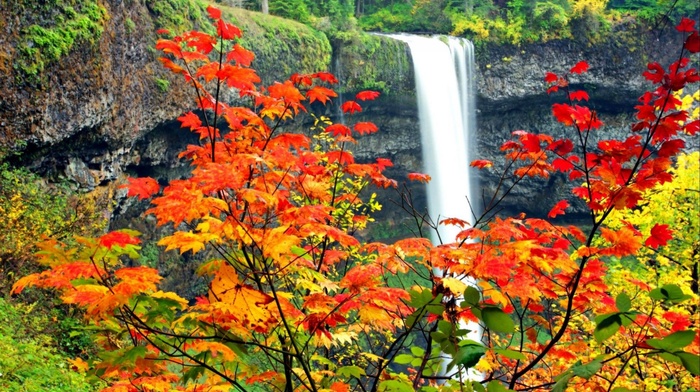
left=234, top=0, right=698, bottom=44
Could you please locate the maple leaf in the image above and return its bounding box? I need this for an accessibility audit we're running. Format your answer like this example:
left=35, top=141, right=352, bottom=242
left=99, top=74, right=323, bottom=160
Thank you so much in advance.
left=325, top=124, right=352, bottom=137
left=306, top=86, right=337, bottom=105
left=645, top=223, right=673, bottom=249
left=569, top=90, right=589, bottom=101
left=547, top=200, right=569, bottom=218
left=155, top=28, right=170, bottom=35
left=441, top=217, right=470, bottom=227
left=341, top=100, right=362, bottom=114
left=226, top=43, right=255, bottom=66
left=313, top=71, right=338, bottom=84
left=643, top=62, right=665, bottom=84
left=122, top=177, right=160, bottom=200
left=178, top=111, right=202, bottom=129
left=685, top=31, right=700, bottom=53
left=207, top=5, right=222, bottom=20
left=544, top=72, right=559, bottom=83
left=570, top=61, right=589, bottom=74
left=408, top=172, right=431, bottom=183
left=99, top=231, right=141, bottom=249
left=356, top=90, right=380, bottom=101
left=470, top=159, right=493, bottom=169
left=217, top=19, right=241, bottom=40
left=354, top=122, right=378, bottom=135
left=208, top=263, right=276, bottom=334
left=676, top=17, right=696, bottom=32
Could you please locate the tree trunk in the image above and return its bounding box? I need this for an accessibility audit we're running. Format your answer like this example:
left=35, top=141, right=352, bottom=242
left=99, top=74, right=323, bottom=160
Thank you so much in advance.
left=262, top=0, right=269, bottom=14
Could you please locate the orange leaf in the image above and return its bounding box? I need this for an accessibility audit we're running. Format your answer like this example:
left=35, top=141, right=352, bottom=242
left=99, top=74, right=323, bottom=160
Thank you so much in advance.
left=547, top=200, right=569, bottom=218
left=407, top=172, right=431, bottom=183
left=226, top=43, right=255, bottom=66
left=353, top=122, right=378, bottom=135
left=306, top=86, right=337, bottom=105
left=121, top=177, right=159, bottom=200
left=470, top=159, right=493, bottom=169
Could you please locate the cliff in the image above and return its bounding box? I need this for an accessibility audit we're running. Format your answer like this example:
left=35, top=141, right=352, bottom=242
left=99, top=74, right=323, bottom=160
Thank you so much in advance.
left=0, top=1, right=686, bottom=226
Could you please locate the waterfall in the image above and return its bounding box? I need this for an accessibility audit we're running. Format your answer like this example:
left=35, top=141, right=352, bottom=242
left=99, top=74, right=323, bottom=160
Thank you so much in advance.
left=391, top=34, right=482, bottom=378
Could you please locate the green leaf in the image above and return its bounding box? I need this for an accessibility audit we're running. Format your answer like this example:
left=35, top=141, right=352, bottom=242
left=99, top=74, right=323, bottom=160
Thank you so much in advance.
left=486, top=380, right=513, bottom=391
left=410, top=346, right=425, bottom=356
left=449, top=342, right=485, bottom=369
left=182, top=365, right=206, bottom=384
left=615, top=292, right=631, bottom=312
left=471, top=381, right=486, bottom=392
left=571, top=359, right=602, bottom=379
left=393, top=354, right=414, bottom=365
left=677, top=352, right=700, bottom=375
left=481, top=307, right=515, bottom=334
left=116, top=345, right=147, bottom=364
left=494, top=348, right=527, bottom=360
left=647, top=330, right=696, bottom=351
left=551, top=371, right=573, bottom=392
left=594, top=314, right=621, bottom=342
left=337, top=365, right=365, bottom=378
left=464, top=286, right=480, bottom=306
left=378, top=379, right=413, bottom=392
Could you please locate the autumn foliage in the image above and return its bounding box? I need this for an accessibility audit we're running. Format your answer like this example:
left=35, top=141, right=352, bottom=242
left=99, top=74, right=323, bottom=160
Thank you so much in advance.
left=13, top=8, right=700, bottom=392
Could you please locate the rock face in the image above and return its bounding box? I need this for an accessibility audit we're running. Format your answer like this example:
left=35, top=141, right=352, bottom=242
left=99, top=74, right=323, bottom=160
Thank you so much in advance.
left=0, top=1, right=686, bottom=227
left=0, top=1, right=331, bottom=188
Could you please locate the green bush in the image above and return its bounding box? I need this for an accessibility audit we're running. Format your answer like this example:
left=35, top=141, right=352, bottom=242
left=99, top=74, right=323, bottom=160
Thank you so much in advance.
left=0, top=298, right=98, bottom=392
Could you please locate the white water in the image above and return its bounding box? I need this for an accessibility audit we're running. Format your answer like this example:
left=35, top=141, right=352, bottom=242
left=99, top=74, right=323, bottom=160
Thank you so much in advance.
left=391, top=34, right=482, bottom=379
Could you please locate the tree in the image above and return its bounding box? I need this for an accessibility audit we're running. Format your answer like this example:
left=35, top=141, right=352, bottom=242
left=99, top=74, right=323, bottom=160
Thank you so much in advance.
left=13, top=8, right=700, bottom=391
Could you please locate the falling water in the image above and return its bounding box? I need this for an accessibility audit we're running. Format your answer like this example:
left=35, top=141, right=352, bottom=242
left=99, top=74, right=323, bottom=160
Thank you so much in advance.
left=391, top=34, right=481, bottom=378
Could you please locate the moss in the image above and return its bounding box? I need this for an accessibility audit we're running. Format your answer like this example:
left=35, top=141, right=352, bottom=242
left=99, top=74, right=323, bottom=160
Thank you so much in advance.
left=14, top=0, right=108, bottom=79
left=215, top=6, right=333, bottom=83
left=332, top=32, right=413, bottom=97
left=146, top=0, right=208, bottom=34
left=155, top=77, right=170, bottom=92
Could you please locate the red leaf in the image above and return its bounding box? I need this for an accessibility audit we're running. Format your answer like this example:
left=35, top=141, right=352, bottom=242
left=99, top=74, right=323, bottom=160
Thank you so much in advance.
left=306, top=86, right=337, bottom=105
left=226, top=44, right=255, bottom=66
left=685, top=31, right=700, bottom=53
left=207, top=5, right=222, bottom=20
left=544, top=72, right=559, bottom=83
left=552, top=103, right=574, bottom=126
left=313, top=72, right=338, bottom=84
left=356, top=90, right=380, bottom=101
left=99, top=231, right=141, bottom=249
left=569, top=90, right=589, bottom=101
left=121, top=177, right=160, bottom=200
left=521, top=133, right=541, bottom=152
left=570, top=61, right=589, bottom=74
left=178, top=112, right=202, bottom=130
left=548, top=200, right=569, bottom=218
left=156, top=28, right=170, bottom=35
left=470, top=159, right=493, bottom=169
left=657, top=139, right=685, bottom=157
left=643, top=62, right=664, bottom=84
left=325, top=124, right=352, bottom=137
left=217, top=19, right=241, bottom=40
left=676, top=17, right=696, bottom=33
left=685, top=119, right=700, bottom=135
left=341, top=101, right=362, bottom=114
left=408, top=172, right=431, bottom=183
left=354, top=122, right=378, bottom=135
left=645, top=223, right=673, bottom=249
left=552, top=157, right=575, bottom=172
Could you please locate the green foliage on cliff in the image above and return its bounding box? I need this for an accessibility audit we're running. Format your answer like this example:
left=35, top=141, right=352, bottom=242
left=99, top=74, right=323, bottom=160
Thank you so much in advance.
left=13, top=0, right=107, bottom=78
left=0, top=298, right=98, bottom=392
